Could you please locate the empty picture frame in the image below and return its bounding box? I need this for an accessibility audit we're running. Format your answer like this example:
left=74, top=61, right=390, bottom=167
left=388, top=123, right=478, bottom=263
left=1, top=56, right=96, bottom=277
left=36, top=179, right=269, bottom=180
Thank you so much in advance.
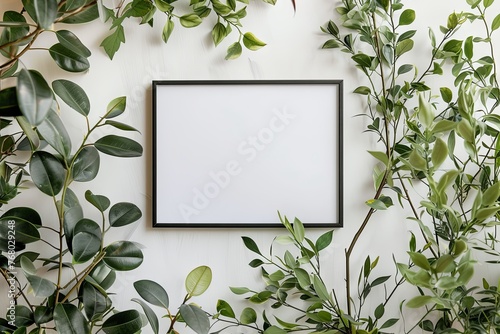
left=153, top=80, right=343, bottom=227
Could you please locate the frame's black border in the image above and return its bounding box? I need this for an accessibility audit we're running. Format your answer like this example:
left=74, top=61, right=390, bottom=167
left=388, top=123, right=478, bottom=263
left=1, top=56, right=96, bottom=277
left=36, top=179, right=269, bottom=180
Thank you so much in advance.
left=152, top=80, right=344, bottom=228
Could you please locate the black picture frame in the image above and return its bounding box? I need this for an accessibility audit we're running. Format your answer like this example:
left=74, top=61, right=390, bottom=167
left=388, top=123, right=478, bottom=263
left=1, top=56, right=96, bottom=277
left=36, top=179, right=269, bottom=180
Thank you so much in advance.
left=152, top=80, right=343, bottom=228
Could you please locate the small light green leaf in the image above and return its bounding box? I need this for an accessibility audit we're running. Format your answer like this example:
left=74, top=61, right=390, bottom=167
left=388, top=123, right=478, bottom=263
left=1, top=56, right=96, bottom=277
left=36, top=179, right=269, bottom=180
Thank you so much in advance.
left=482, top=182, right=500, bottom=206
left=406, top=295, right=435, bottom=308
left=186, top=265, right=212, bottom=296
left=243, top=32, right=266, bottom=51
left=134, top=279, right=169, bottom=309
left=368, top=150, right=389, bottom=165
left=229, top=286, right=251, bottom=295
left=162, top=19, right=174, bottom=43
left=180, top=14, right=202, bottom=28
left=264, top=326, right=287, bottom=334
left=431, top=120, right=456, bottom=134
left=312, top=275, right=331, bottom=302
left=456, top=119, right=475, bottom=143
left=409, top=150, right=427, bottom=171
left=396, top=39, right=414, bottom=57
left=353, top=86, right=371, bottom=95
left=240, top=307, right=257, bottom=325
left=399, top=9, right=415, bottom=26
left=492, top=13, right=500, bottom=31
left=225, top=42, right=242, bottom=60
left=437, top=170, right=459, bottom=193
left=212, top=22, right=227, bottom=46
left=418, top=93, right=434, bottom=128
left=407, top=252, right=430, bottom=270
left=431, top=138, right=448, bottom=169
left=294, top=268, right=311, bottom=289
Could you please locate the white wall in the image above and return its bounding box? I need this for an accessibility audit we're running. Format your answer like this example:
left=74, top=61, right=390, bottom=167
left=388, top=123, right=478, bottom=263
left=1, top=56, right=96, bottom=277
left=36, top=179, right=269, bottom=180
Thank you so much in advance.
left=2, top=0, right=499, bottom=333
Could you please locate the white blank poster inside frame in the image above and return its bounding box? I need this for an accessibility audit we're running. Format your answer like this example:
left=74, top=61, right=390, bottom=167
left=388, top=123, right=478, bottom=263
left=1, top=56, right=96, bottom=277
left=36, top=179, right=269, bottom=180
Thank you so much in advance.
left=153, top=80, right=343, bottom=227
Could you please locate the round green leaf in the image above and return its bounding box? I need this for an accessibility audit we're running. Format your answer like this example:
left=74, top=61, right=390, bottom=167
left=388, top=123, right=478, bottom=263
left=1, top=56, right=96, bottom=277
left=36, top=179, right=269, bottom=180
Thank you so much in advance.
left=94, top=135, right=143, bottom=157
left=240, top=307, right=257, bottom=325
left=56, top=30, right=91, bottom=57
left=49, top=43, right=90, bottom=72
left=52, top=79, right=91, bottom=116
left=242, top=32, right=266, bottom=51
left=37, top=108, right=72, bottom=159
left=17, top=69, right=53, bottom=126
left=30, top=151, right=65, bottom=196
left=72, top=231, right=101, bottom=264
left=398, top=9, right=415, bottom=26
left=179, top=304, right=210, bottom=334
left=53, top=303, right=90, bottom=334
left=104, top=241, right=143, bottom=271
left=72, top=147, right=100, bottom=182
left=34, top=306, right=53, bottom=325
left=1, top=207, right=42, bottom=226
left=102, top=309, right=142, bottom=334
left=216, top=300, right=235, bottom=318
left=0, top=219, right=39, bottom=245
left=133, top=279, right=169, bottom=309
left=13, top=305, right=34, bottom=328
left=85, top=190, right=110, bottom=212
left=186, top=265, right=212, bottom=296
left=109, top=202, right=142, bottom=227
left=89, top=262, right=116, bottom=290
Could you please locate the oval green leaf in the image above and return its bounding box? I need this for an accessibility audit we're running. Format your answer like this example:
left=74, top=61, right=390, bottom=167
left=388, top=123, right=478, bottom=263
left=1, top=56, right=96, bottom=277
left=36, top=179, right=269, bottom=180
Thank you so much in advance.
left=53, top=303, right=90, bottom=334
left=30, top=151, right=65, bottom=196
left=94, top=135, right=143, bottom=157
left=225, top=42, right=242, bottom=60
left=243, top=32, right=266, bottom=51
left=102, top=309, right=142, bottom=334
left=104, top=241, right=143, bottom=271
left=27, top=274, right=56, bottom=298
left=180, top=304, right=210, bottom=334
left=52, top=79, right=91, bottom=116
left=56, top=30, right=91, bottom=57
left=72, top=147, right=100, bottom=182
left=72, top=231, right=101, bottom=264
left=105, top=96, right=126, bottom=118
left=34, top=0, right=57, bottom=29
left=109, top=202, right=142, bottom=227
left=17, top=69, right=53, bottom=126
left=186, top=265, right=212, bottom=296
left=37, top=108, right=72, bottom=159
left=180, top=14, right=202, bottom=28
left=133, top=279, right=170, bottom=309
left=82, top=282, right=111, bottom=322
left=49, top=43, right=90, bottom=72
left=132, top=298, right=159, bottom=334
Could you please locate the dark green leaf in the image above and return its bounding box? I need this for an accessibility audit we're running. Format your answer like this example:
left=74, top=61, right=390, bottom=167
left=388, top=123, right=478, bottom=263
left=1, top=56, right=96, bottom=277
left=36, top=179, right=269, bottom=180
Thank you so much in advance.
left=85, top=190, right=110, bottom=212
left=104, top=241, right=143, bottom=271
left=63, top=188, right=83, bottom=251
left=440, top=87, right=453, bottom=103
left=17, top=69, right=53, bottom=126
left=132, top=298, right=159, bottom=334
left=72, top=147, right=100, bottom=182
left=65, top=0, right=87, bottom=11
left=49, top=43, right=90, bottom=72
left=34, top=306, right=53, bottom=325
left=34, top=0, right=57, bottom=29
left=216, top=299, right=235, bottom=318
left=72, top=231, right=101, bottom=263
left=94, top=135, right=143, bottom=157
left=60, top=3, right=99, bottom=24
left=134, top=279, right=169, bottom=309
left=13, top=305, right=34, bottom=327
left=89, top=262, right=116, bottom=290
left=102, top=309, right=142, bottom=334
left=352, top=53, right=372, bottom=67
left=109, top=202, right=142, bottom=227
left=180, top=304, right=210, bottom=334
left=27, top=275, right=56, bottom=298
left=105, top=96, right=126, bottom=118
left=53, top=303, right=90, bottom=334
left=37, top=108, right=72, bottom=158
left=52, top=79, right=91, bottom=116
left=56, top=30, right=91, bottom=57
left=315, top=230, right=333, bottom=251
left=0, top=87, right=21, bottom=116
left=464, top=36, right=473, bottom=59
left=82, top=282, right=111, bottom=321
left=30, top=151, right=65, bottom=196
left=104, top=120, right=139, bottom=132
left=242, top=236, right=262, bottom=255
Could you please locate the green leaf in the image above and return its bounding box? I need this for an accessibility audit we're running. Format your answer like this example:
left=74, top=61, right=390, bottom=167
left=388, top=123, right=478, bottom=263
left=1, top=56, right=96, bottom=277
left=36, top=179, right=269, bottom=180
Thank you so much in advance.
left=457, top=119, right=475, bottom=142
left=353, top=86, right=371, bottom=95
left=85, top=190, right=110, bottom=212
left=37, top=108, right=72, bottom=159
left=482, top=182, right=500, bottom=206
left=431, top=138, right=448, bottom=168
left=52, top=79, right=91, bottom=116
left=322, top=39, right=340, bottom=49
left=49, top=44, right=90, bottom=72
left=368, top=150, right=389, bottom=165
left=102, top=309, right=142, bottom=334
left=56, top=30, right=91, bottom=57
left=408, top=252, right=430, bottom=270
left=437, top=170, right=459, bottom=194
left=229, top=286, right=251, bottom=294
left=216, top=300, right=235, bottom=318
left=155, top=0, right=173, bottom=11
left=34, top=0, right=57, bottom=29
left=0, top=209, right=41, bottom=244
left=27, top=275, right=56, bottom=298
left=30, top=151, right=65, bottom=196
left=20, top=255, right=36, bottom=275
left=63, top=188, right=83, bottom=249
left=162, top=19, right=174, bottom=43
left=396, top=39, right=414, bottom=57
left=89, top=262, right=116, bottom=290
left=17, top=69, right=53, bottom=126
left=418, top=93, right=434, bottom=128
left=104, top=241, right=143, bottom=271
left=352, top=53, right=372, bottom=67
left=53, top=304, right=90, bottom=334
left=432, top=120, right=456, bottom=134
left=242, top=236, right=262, bottom=255
left=240, top=307, right=257, bottom=324
left=65, top=0, right=87, bottom=11
left=132, top=298, right=159, bottom=334
left=212, top=22, right=227, bottom=46
left=315, top=230, right=333, bottom=251
left=492, top=13, right=500, bottom=31
left=0, top=87, right=21, bottom=116
left=434, top=254, right=455, bottom=273
left=100, top=26, right=125, bottom=60
left=72, top=147, right=100, bottom=182
left=109, top=202, right=142, bottom=227
left=312, top=275, right=331, bottom=302
left=94, top=135, right=143, bottom=157
left=292, top=217, right=305, bottom=242
left=464, top=36, right=473, bottom=59
left=476, top=206, right=500, bottom=220
left=16, top=116, right=40, bottom=150
left=180, top=14, right=202, bottom=28
left=365, top=198, right=388, bottom=210
left=186, top=265, right=212, bottom=296
left=264, top=326, right=287, bottom=334
left=294, top=268, right=311, bottom=289
left=34, top=305, right=52, bottom=325
left=399, top=9, right=415, bottom=26
left=13, top=305, right=34, bottom=328
left=243, top=32, right=266, bottom=51
left=104, top=120, right=139, bottom=132
left=225, top=42, right=242, bottom=60
left=72, top=231, right=101, bottom=263
left=134, top=279, right=169, bottom=308
left=60, top=3, right=99, bottom=23
left=105, top=96, right=127, bottom=118
left=406, top=295, right=434, bottom=308
left=179, top=304, right=210, bottom=334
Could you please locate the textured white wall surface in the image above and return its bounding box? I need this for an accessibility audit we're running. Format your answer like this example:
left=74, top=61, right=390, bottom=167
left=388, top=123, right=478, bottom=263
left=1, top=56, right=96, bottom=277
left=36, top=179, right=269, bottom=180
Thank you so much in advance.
left=1, top=0, right=499, bottom=333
